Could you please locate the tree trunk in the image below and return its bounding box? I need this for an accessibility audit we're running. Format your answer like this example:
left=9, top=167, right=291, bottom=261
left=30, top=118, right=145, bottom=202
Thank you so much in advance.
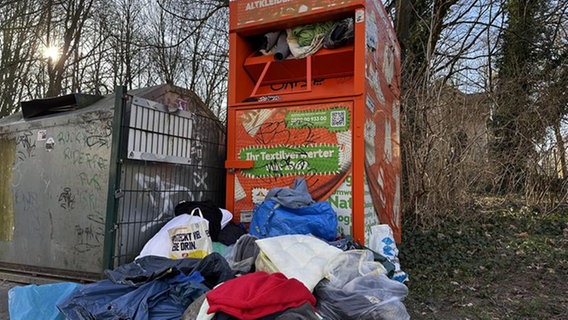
left=553, top=120, right=567, bottom=178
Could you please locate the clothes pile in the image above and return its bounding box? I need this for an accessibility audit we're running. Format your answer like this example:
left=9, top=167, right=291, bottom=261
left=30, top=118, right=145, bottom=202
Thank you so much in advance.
left=10, top=178, right=410, bottom=320
left=257, top=18, right=355, bottom=61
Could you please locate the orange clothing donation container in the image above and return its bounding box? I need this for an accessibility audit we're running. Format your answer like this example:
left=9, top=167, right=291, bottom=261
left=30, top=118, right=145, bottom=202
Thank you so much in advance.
left=225, top=0, right=402, bottom=243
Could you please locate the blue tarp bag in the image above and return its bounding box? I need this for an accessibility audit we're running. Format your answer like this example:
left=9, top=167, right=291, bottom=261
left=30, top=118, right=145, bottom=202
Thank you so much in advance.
left=250, top=200, right=338, bottom=241
left=8, top=282, right=82, bottom=320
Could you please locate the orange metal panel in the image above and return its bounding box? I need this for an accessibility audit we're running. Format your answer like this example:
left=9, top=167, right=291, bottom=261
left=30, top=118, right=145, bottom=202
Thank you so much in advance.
left=227, top=0, right=402, bottom=244
left=362, top=0, right=402, bottom=243
left=229, top=100, right=354, bottom=215
left=350, top=8, right=367, bottom=244
left=225, top=159, right=255, bottom=169
left=230, top=0, right=364, bottom=32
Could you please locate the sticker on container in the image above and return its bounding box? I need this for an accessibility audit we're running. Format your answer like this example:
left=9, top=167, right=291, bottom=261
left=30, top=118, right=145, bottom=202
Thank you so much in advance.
left=234, top=176, right=246, bottom=201
left=37, top=130, right=47, bottom=141
left=285, top=107, right=350, bottom=132
left=355, top=9, right=364, bottom=23
left=240, top=144, right=340, bottom=178
left=240, top=210, right=253, bottom=223
left=365, top=119, right=377, bottom=166
left=336, top=130, right=352, bottom=171
left=252, top=187, right=269, bottom=204
left=46, top=137, right=55, bottom=151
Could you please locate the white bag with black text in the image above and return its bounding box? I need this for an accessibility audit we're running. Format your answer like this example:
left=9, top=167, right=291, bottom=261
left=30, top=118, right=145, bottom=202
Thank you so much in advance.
left=168, top=208, right=213, bottom=259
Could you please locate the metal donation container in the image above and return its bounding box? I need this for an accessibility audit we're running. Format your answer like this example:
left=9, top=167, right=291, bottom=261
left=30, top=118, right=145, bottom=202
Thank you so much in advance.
left=225, top=0, right=402, bottom=243
left=0, top=84, right=226, bottom=280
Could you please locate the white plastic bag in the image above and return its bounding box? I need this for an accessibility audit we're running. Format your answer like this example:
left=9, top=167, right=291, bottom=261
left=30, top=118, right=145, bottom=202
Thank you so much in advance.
left=368, top=224, right=408, bottom=282
left=168, top=208, right=213, bottom=259
left=136, top=214, right=203, bottom=260
left=324, top=250, right=387, bottom=287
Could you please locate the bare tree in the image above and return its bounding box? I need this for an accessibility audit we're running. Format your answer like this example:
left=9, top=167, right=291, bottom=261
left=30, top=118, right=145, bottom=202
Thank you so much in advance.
left=41, top=0, right=97, bottom=97
left=488, top=0, right=550, bottom=194
left=0, top=0, right=229, bottom=119
left=0, top=0, right=44, bottom=117
left=153, top=0, right=229, bottom=120
left=540, top=0, right=568, bottom=177
left=392, top=0, right=508, bottom=224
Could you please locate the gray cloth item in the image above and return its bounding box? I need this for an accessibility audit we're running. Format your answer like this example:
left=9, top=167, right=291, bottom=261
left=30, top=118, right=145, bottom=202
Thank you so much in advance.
left=234, top=234, right=260, bottom=262
left=262, top=31, right=281, bottom=52
left=226, top=234, right=260, bottom=274
left=259, top=30, right=291, bottom=60
left=273, top=31, right=291, bottom=60
left=182, top=293, right=207, bottom=320
left=264, top=177, right=315, bottom=208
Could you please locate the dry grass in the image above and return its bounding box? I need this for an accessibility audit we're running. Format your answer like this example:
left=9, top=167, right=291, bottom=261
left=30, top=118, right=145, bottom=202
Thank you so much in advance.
left=400, top=198, right=568, bottom=319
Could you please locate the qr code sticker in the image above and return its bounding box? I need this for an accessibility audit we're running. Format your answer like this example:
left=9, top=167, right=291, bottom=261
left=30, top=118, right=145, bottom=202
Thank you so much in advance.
left=330, top=110, right=346, bottom=127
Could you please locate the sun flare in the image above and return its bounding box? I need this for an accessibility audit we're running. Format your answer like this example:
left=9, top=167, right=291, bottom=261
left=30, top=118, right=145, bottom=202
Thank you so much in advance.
left=43, top=46, right=60, bottom=61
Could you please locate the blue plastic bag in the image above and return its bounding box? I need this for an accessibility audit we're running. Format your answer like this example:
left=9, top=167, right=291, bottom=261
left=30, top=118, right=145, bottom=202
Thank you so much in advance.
left=8, top=282, right=82, bottom=320
left=250, top=200, right=338, bottom=241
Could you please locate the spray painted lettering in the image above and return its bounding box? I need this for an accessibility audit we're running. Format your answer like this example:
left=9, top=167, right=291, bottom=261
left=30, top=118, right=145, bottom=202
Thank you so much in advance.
left=136, top=173, right=193, bottom=233
left=14, top=190, right=38, bottom=211
left=74, top=214, right=104, bottom=253
left=269, top=78, right=324, bottom=92
left=63, top=147, right=109, bottom=170
left=79, top=172, right=102, bottom=190
left=58, top=187, right=75, bottom=210
left=190, top=136, right=203, bottom=167
left=57, top=123, right=111, bottom=148
left=254, top=120, right=316, bottom=145
left=16, top=131, right=36, bottom=160
left=78, top=189, right=100, bottom=212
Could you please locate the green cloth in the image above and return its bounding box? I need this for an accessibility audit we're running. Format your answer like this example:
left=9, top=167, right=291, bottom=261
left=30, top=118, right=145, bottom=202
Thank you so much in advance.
left=292, top=21, right=334, bottom=47
left=212, top=241, right=228, bottom=256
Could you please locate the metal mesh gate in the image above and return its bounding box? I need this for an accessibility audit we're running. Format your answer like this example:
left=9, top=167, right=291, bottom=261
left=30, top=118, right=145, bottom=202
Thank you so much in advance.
left=110, top=95, right=226, bottom=267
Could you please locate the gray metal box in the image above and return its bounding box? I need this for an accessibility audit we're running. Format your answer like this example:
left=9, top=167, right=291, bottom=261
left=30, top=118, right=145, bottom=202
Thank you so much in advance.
left=0, top=85, right=226, bottom=280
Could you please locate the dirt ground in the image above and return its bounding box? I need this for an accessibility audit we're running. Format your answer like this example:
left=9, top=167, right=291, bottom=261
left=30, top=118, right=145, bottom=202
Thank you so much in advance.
left=400, top=200, right=568, bottom=319
left=0, top=280, right=20, bottom=320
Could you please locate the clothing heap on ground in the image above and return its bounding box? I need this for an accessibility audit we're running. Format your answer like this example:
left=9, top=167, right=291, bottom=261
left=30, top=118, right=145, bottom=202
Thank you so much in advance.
left=53, top=178, right=410, bottom=320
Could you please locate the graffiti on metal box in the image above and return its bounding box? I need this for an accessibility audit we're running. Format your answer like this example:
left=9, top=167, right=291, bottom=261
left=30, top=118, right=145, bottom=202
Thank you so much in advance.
left=16, top=131, right=36, bottom=160
left=74, top=214, right=104, bottom=253
left=136, top=173, right=193, bottom=232
left=58, top=187, right=76, bottom=210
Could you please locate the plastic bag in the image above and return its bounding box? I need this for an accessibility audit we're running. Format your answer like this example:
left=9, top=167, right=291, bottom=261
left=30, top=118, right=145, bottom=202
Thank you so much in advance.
left=328, top=236, right=396, bottom=278
left=315, top=274, right=410, bottom=320
left=250, top=200, right=338, bottom=241
left=368, top=224, right=408, bottom=282
left=324, top=250, right=387, bottom=287
left=169, top=208, right=213, bottom=259
left=136, top=213, right=204, bottom=260
left=315, top=249, right=409, bottom=320
left=9, top=282, right=82, bottom=320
